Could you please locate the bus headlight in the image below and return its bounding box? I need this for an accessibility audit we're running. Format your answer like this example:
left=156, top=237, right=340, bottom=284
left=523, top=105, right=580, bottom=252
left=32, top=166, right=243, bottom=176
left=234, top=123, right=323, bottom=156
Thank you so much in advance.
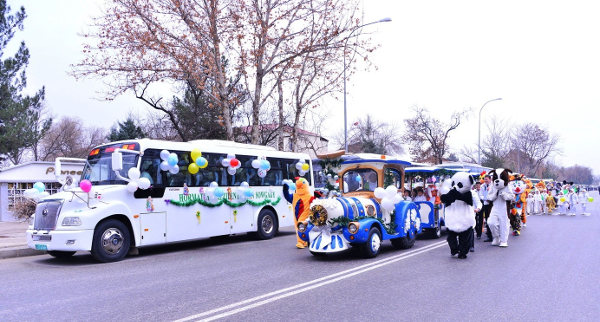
left=348, top=222, right=359, bottom=234
left=62, top=217, right=82, bottom=226
left=297, top=222, right=307, bottom=233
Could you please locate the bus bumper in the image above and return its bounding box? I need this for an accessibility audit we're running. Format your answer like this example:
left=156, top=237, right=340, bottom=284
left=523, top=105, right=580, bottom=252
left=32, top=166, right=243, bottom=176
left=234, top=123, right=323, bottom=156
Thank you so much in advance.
left=27, top=229, right=94, bottom=252
left=308, top=229, right=350, bottom=253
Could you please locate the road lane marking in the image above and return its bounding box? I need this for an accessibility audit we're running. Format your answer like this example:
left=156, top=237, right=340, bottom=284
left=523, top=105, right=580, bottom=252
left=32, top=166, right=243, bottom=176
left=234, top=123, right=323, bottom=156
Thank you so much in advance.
left=174, top=240, right=447, bottom=322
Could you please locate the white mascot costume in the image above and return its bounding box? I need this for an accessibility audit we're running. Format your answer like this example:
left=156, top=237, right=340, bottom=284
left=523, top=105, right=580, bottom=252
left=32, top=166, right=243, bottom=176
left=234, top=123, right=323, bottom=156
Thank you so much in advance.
left=440, top=172, right=476, bottom=259
left=486, top=168, right=514, bottom=247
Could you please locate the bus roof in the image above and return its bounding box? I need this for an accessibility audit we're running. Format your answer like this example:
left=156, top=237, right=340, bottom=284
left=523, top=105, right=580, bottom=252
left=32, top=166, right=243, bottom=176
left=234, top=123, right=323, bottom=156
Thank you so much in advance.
left=340, top=153, right=412, bottom=166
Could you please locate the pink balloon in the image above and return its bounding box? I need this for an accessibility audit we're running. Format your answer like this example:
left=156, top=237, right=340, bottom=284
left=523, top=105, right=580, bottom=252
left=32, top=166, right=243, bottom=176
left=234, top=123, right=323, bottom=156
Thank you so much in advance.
left=80, top=179, right=92, bottom=193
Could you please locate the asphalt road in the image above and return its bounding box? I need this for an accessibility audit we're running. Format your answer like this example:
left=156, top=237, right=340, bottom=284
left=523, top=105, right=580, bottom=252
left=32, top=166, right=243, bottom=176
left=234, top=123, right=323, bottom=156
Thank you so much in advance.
left=1, top=192, right=599, bottom=321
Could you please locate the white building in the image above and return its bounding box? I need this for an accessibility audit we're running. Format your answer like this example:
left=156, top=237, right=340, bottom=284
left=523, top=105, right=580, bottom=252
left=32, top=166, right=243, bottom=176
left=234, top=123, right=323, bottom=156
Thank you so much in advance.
left=0, top=161, right=85, bottom=222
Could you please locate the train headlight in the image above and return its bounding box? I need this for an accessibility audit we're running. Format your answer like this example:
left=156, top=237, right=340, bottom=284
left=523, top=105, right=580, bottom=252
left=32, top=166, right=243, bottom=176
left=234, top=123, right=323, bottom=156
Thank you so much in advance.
left=297, top=222, right=307, bottom=233
left=348, top=222, right=359, bottom=234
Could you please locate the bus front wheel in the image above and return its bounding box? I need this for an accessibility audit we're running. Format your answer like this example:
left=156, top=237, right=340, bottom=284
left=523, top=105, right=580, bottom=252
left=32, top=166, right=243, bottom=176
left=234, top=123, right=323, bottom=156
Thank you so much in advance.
left=91, top=219, right=131, bottom=263
left=256, top=209, right=277, bottom=240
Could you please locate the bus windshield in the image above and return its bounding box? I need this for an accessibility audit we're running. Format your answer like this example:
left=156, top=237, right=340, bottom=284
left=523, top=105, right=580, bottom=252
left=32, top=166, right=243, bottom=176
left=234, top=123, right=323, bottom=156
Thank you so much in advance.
left=81, top=143, right=140, bottom=185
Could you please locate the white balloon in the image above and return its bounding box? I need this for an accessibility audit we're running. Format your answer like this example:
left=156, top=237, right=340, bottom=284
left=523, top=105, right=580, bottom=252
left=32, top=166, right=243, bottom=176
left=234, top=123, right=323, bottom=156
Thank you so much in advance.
left=299, top=170, right=306, bottom=176
left=251, top=159, right=261, bottom=169
left=138, top=177, right=151, bottom=190
left=295, top=163, right=302, bottom=170
left=374, top=187, right=386, bottom=199
left=334, top=175, right=339, bottom=180
left=23, top=188, right=38, bottom=199
left=160, top=161, right=170, bottom=171
left=381, top=199, right=395, bottom=212
left=160, top=150, right=170, bottom=161
left=169, top=166, right=179, bottom=174
left=227, top=153, right=235, bottom=160
left=209, top=181, right=219, bottom=188
left=393, top=194, right=403, bottom=204
left=241, top=181, right=249, bottom=188
left=127, top=181, right=139, bottom=192
left=128, top=167, right=141, bottom=181
left=228, top=167, right=237, bottom=175
left=258, top=169, right=267, bottom=178
left=385, top=185, right=397, bottom=199
left=221, top=159, right=230, bottom=167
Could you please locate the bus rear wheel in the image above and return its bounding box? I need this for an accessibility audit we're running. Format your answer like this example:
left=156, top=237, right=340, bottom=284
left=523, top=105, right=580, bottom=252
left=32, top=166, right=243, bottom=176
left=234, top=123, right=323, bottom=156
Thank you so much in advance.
left=256, top=209, right=277, bottom=240
left=91, top=219, right=131, bottom=263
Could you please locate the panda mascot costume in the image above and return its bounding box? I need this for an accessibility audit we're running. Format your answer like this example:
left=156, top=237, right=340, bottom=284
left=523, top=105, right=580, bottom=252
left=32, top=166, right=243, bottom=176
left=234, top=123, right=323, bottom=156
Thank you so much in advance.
left=487, top=168, right=515, bottom=247
left=440, top=172, right=477, bottom=259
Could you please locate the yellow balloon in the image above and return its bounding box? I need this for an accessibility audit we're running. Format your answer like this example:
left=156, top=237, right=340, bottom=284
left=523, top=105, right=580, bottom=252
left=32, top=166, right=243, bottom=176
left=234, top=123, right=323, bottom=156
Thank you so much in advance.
left=188, top=163, right=199, bottom=174
left=301, top=163, right=309, bottom=171
left=560, top=197, right=566, bottom=203
left=191, top=148, right=202, bottom=161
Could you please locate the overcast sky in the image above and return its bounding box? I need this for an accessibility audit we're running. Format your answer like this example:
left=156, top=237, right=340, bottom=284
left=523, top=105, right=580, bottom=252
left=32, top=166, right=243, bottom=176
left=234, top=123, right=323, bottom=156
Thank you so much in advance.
left=7, top=0, right=600, bottom=175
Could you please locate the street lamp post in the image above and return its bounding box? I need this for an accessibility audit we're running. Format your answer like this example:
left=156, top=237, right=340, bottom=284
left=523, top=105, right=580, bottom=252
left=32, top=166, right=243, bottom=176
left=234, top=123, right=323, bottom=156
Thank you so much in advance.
left=478, top=98, right=502, bottom=164
left=344, top=17, right=392, bottom=152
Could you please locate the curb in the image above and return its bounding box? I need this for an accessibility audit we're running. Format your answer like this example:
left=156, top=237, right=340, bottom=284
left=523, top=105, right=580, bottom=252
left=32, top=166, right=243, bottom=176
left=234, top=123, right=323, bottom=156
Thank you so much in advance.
left=0, top=247, right=46, bottom=260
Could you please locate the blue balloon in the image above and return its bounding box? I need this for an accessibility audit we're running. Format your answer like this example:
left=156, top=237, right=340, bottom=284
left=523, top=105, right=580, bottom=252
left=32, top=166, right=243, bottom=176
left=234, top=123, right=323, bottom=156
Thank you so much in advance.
left=260, top=160, right=270, bottom=170
left=33, top=182, right=45, bottom=192
left=244, top=189, right=253, bottom=198
left=214, top=187, right=224, bottom=198
left=287, top=182, right=296, bottom=191
left=196, top=157, right=208, bottom=167
left=168, top=153, right=178, bottom=167
left=355, top=175, right=361, bottom=182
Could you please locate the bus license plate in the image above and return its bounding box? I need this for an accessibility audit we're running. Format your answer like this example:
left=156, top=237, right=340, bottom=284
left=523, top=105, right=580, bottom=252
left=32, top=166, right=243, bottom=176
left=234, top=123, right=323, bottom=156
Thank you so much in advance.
left=35, top=244, right=48, bottom=251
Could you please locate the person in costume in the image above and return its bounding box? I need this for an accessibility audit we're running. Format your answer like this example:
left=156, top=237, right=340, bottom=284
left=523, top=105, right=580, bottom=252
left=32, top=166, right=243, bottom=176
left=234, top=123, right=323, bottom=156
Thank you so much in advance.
left=556, top=191, right=568, bottom=215
left=546, top=189, right=556, bottom=213
left=487, top=168, right=514, bottom=247
left=578, top=189, right=591, bottom=216
left=440, top=172, right=478, bottom=259
left=478, top=175, right=494, bottom=242
left=567, top=189, right=578, bottom=216
left=283, top=178, right=315, bottom=248
left=508, top=175, right=527, bottom=236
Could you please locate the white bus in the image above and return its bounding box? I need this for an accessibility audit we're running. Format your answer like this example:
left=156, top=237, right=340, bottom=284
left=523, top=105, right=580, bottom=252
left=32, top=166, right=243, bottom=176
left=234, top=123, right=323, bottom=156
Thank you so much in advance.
left=26, top=139, right=313, bottom=262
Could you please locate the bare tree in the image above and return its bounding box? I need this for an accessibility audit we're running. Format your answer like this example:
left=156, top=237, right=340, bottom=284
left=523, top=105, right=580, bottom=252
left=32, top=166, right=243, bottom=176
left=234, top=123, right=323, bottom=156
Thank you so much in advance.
left=460, top=116, right=511, bottom=167
left=333, top=114, right=402, bottom=155
left=511, top=123, right=559, bottom=176
left=38, top=117, right=106, bottom=161
left=403, top=106, right=468, bottom=164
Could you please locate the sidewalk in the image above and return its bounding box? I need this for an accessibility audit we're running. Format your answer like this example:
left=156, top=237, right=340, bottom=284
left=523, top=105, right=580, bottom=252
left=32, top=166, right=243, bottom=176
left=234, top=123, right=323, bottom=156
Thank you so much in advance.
left=0, top=221, right=45, bottom=259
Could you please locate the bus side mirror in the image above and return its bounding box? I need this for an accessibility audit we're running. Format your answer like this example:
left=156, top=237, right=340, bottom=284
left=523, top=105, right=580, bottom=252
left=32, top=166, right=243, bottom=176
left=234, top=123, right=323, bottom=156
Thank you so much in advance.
left=112, top=151, right=123, bottom=171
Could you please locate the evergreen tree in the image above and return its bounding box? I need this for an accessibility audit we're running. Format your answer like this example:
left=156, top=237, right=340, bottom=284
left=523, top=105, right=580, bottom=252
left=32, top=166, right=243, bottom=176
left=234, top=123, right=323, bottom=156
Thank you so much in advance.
left=107, top=117, right=146, bottom=141
left=171, top=82, right=227, bottom=140
left=0, top=1, right=50, bottom=164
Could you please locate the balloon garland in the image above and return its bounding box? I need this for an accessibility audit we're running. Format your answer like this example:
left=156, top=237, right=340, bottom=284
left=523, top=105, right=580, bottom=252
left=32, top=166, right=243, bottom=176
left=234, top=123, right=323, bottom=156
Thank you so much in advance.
left=374, top=185, right=403, bottom=212
left=23, top=182, right=50, bottom=201
left=126, top=167, right=151, bottom=192
left=251, top=156, right=271, bottom=178
left=159, top=150, right=180, bottom=174
left=221, top=153, right=241, bottom=175
left=295, top=159, right=310, bottom=176
left=188, top=148, right=208, bottom=174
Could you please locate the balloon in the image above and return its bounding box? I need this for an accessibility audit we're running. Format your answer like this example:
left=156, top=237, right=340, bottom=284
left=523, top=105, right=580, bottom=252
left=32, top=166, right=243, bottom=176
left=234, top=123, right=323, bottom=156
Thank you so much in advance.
left=209, top=181, right=218, bottom=188
left=385, top=185, right=397, bottom=199
left=334, top=175, right=339, bottom=180
left=221, top=159, right=230, bottom=167
left=127, top=181, right=139, bottom=192
left=191, top=148, right=202, bottom=161
left=355, top=175, right=361, bottom=182
left=138, top=177, right=151, bottom=190
left=251, top=159, right=261, bottom=169
left=79, top=180, right=92, bottom=193
left=128, top=167, right=141, bottom=181
left=432, top=176, right=437, bottom=183
left=168, top=153, right=178, bottom=166
left=381, top=199, right=395, bottom=212
left=38, top=192, right=50, bottom=199
left=169, top=166, right=179, bottom=175
left=196, top=157, right=208, bottom=168
left=160, top=150, right=170, bottom=161
left=244, top=189, right=253, bottom=197
left=588, top=197, right=594, bottom=202
left=33, top=182, right=45, bottom=192
left=260, top=160, right=270, bottom=170
left=214, top=187, right=224, bottom=198
left=226, top=153, right=235, bottom=160
left=298, top=170, right=306, bottom=176
left=393, top=194, right=403, bottom=204
left=560, top=197, right=566, bottom=203
left=24, top=188, right=38, bottom=199
left=229, top=158, right=240, bottom=168
left=301, top=163, right=310, bottom=171
left=228, top=167, right=237, bottom=175
left=327, top=173, right=332, bottom=178
left=240, top=181, right=249, bottom=188
left=258, top=169, right=267, bottom=178
left=288, top=181, right=296, bottom=191
left=374, top=187, right=386, bottom=199
left=188, top=163, right=199, bottom=174
left=160, top=161, right=170, bottom=171
left=296, top=162, right=303, bottom=170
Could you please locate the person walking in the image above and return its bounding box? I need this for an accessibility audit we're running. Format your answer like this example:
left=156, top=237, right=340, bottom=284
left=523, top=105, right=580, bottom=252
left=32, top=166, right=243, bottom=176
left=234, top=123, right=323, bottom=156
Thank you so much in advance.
left=478, top=175, right=494, bottom=242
